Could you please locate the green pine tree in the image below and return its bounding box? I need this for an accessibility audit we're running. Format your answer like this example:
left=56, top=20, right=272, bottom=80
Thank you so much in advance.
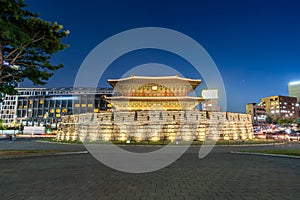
left=0, top=0, right=69, bottom=95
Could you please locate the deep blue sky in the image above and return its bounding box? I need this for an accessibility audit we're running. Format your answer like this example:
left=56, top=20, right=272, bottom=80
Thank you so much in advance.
left=24, top=0, right=300, bottom=112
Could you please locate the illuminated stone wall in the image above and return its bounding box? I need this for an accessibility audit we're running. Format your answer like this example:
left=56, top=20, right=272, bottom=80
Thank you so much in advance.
left=57, top=111, right=253, bottom=141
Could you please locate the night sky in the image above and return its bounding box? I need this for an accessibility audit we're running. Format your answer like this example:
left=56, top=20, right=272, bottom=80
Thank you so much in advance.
left=24, top=0, right=300, bottom=113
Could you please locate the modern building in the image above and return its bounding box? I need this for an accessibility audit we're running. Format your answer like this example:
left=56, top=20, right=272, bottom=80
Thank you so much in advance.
left=246, top=103, right=266, bottom=125
left=0, top=95, right=18, bottom=126
left=261, top=95, right=298, bottom=120
left=0, top=87, right=113, bottom=127
left=288, top=81, right=300, bottom=120
left=201, top=89, right=221, bottom=112
left=288, top=81, right=300, bottom=102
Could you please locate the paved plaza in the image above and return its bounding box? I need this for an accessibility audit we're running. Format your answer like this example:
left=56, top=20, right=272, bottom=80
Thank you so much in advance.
left=0, top=140, right=300, bottom=200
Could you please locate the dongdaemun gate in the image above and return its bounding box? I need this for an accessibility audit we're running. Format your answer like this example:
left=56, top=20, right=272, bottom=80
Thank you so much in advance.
left=107, top=75, right=203, bottom=111
left=57, top=75, right=253, bottom=142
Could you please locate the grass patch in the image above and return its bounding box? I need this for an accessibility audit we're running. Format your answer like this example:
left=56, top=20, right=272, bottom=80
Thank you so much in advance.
left=47, top=139, right=283, bottom=145
left=241, top=149, right=300, bottom=157
left=0, top=150, right=70, bottom=156
left=89, top=140, right=173, bottom=145
left=37, top=137, right=285, bottom=146
left=36, top=137, right=83, bottom=144
left=215, top=139, right=284, bottom=145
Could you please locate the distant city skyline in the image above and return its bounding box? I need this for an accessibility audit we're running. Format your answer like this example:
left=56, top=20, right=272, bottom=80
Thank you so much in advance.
left=23, top=0, right=300, bottom=113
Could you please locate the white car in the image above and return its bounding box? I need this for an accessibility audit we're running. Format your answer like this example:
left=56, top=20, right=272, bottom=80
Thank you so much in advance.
left=289, top=133, right=300, bottom=141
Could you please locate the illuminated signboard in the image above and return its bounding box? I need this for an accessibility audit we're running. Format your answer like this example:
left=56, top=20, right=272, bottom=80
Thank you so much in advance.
left=201, top=89, right=218, bottom=99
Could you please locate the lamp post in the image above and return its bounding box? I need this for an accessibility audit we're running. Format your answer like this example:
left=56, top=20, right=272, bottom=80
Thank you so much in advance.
left=44, top=112, right=49, bottom=133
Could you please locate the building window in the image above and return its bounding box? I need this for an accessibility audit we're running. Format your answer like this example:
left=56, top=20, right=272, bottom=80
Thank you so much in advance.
left=44, top=100, right=49, bottom=107
left=50, top=100, right=55, bottom=107
left=55, top=100, right=60, bottom=107
left=61, top=100, right=67, bottom=107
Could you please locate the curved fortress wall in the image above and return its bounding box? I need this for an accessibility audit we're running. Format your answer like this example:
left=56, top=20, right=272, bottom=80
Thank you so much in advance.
left=57, top=111, right=253, bottom=141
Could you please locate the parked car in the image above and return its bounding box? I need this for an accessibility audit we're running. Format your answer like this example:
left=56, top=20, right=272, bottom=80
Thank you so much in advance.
left=270, top=131, right=290, bottom=141
left=265, top=132, right=274, bottom=139
left=289, top=133, right=300, bottom=141
left=254, top=133, right=266, bottom=139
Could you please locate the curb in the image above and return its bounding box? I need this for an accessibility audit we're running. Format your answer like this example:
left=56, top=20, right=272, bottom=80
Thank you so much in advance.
left=217, top=142, right=287, bottom=147
left=35, top=141, right=287, bottom=147
left=229, top=151, right=300, bottom=159
left=0, top=151, right=89, bottom=160
left=85, top=142, right=287, bottom=147
left=34, top=140, right=83, bottom=146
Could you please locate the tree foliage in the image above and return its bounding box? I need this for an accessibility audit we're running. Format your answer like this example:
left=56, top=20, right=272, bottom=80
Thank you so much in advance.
left=276, top=117, right=296, bottom=127
left=0, top=0, right=69, bottom=95
left=265, top=116, right=273, bottom=124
